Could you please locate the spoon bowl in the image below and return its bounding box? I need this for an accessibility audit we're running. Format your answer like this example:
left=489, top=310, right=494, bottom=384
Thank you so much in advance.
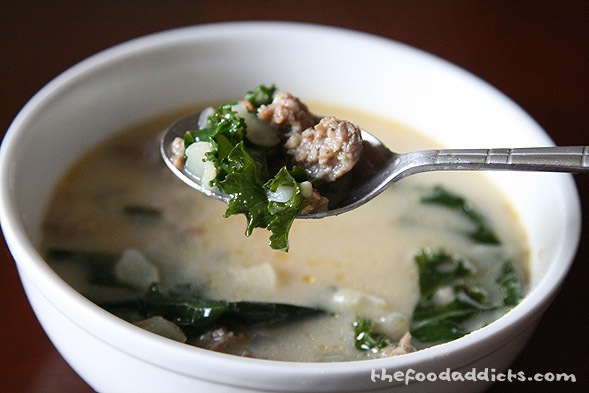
left=161, top=111, right=589, bottom=218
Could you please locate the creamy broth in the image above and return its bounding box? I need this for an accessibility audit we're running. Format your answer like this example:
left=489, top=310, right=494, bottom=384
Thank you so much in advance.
left=42, top=104, right=529, bottom=362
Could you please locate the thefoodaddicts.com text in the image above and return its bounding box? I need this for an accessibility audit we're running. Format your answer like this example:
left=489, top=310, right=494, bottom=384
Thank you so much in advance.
left=371, top=367, right=576, bottom=385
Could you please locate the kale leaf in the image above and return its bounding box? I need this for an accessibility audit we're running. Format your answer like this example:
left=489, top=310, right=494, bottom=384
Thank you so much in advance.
left=414, top=248, right=474, bottom=298
left=218, top=141, right=272, bottom=235
left=411, top=282, right=495, bottom=342
left=496, top=261, right=523, bottom=306
left=420, top=186, right=501, bottom=244
left=139, top=284, right=228, bottom=334
left=410, top=248, right=522, bottom=345
left=244, top=84, right=277, bottom=109
left=183, top=85, right=309, bottom=251
left=138, top=283, right=324, bottom=336
left=265, top=167, right=306, bottom=250
left=352, top=318, right=392, bottom=352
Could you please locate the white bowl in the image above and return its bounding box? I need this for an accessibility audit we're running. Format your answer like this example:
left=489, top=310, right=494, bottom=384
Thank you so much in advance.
left=0, top=22, right=581, bottom=392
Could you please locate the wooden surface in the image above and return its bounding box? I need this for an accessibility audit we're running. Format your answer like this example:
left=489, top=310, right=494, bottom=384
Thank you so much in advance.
left=1, top=1, right=587, bottom=392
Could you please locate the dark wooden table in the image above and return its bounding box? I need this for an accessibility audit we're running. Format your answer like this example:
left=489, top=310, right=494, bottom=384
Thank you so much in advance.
left=1, top=1, right=587, bottom=392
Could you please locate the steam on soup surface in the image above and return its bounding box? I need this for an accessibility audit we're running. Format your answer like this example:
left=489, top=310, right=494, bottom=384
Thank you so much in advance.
left=41, top=103, right=528, bottom=362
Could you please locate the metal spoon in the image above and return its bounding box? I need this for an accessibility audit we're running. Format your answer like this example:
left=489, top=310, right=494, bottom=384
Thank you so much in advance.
left=161, top=112, right=589, bottom=219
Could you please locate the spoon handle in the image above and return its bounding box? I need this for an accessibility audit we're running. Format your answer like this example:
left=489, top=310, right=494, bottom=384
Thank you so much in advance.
left=403, top=146, right=589, bottom=175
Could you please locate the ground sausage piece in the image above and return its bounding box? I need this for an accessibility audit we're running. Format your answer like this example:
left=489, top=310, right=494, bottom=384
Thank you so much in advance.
left=196, top=327, right=245, bottom=352
left=170, top=137, right=185, bottom=168
left=286, top=116, right=363, bottom=182
left=378, top=332, right=414, bottom=358
left=300, top=188, right=330, bottom=214
left=257, top=91, right=316, bottom=134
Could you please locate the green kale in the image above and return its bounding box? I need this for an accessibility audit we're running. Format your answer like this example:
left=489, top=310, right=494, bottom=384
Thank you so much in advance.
left=410, top=248, right=523, bottom=345
left=137, top=283, right=324, bottom=336
left=496, top=261, right=523, bottom=306
left=183, top=85, right=309, bottom=251
left=139, top=284, right=228, bottom=333
left=352, top=318, right=392, bottom=352
left=264, top=167, right=306, bottom=251
left=411, top=283, right=495, bottom=342
left=421, top=186, right=501, bottom=244
left=218, top=141, right=272, bottom=234
left=46, top=248, right=123, bottom=287
left=244, top=84, right=277, bottom=109
left=414, top=248, right=474, bottom=298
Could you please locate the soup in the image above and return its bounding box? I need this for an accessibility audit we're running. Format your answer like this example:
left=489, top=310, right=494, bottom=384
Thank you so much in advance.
left=41, top=102, right=528, bottom=362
